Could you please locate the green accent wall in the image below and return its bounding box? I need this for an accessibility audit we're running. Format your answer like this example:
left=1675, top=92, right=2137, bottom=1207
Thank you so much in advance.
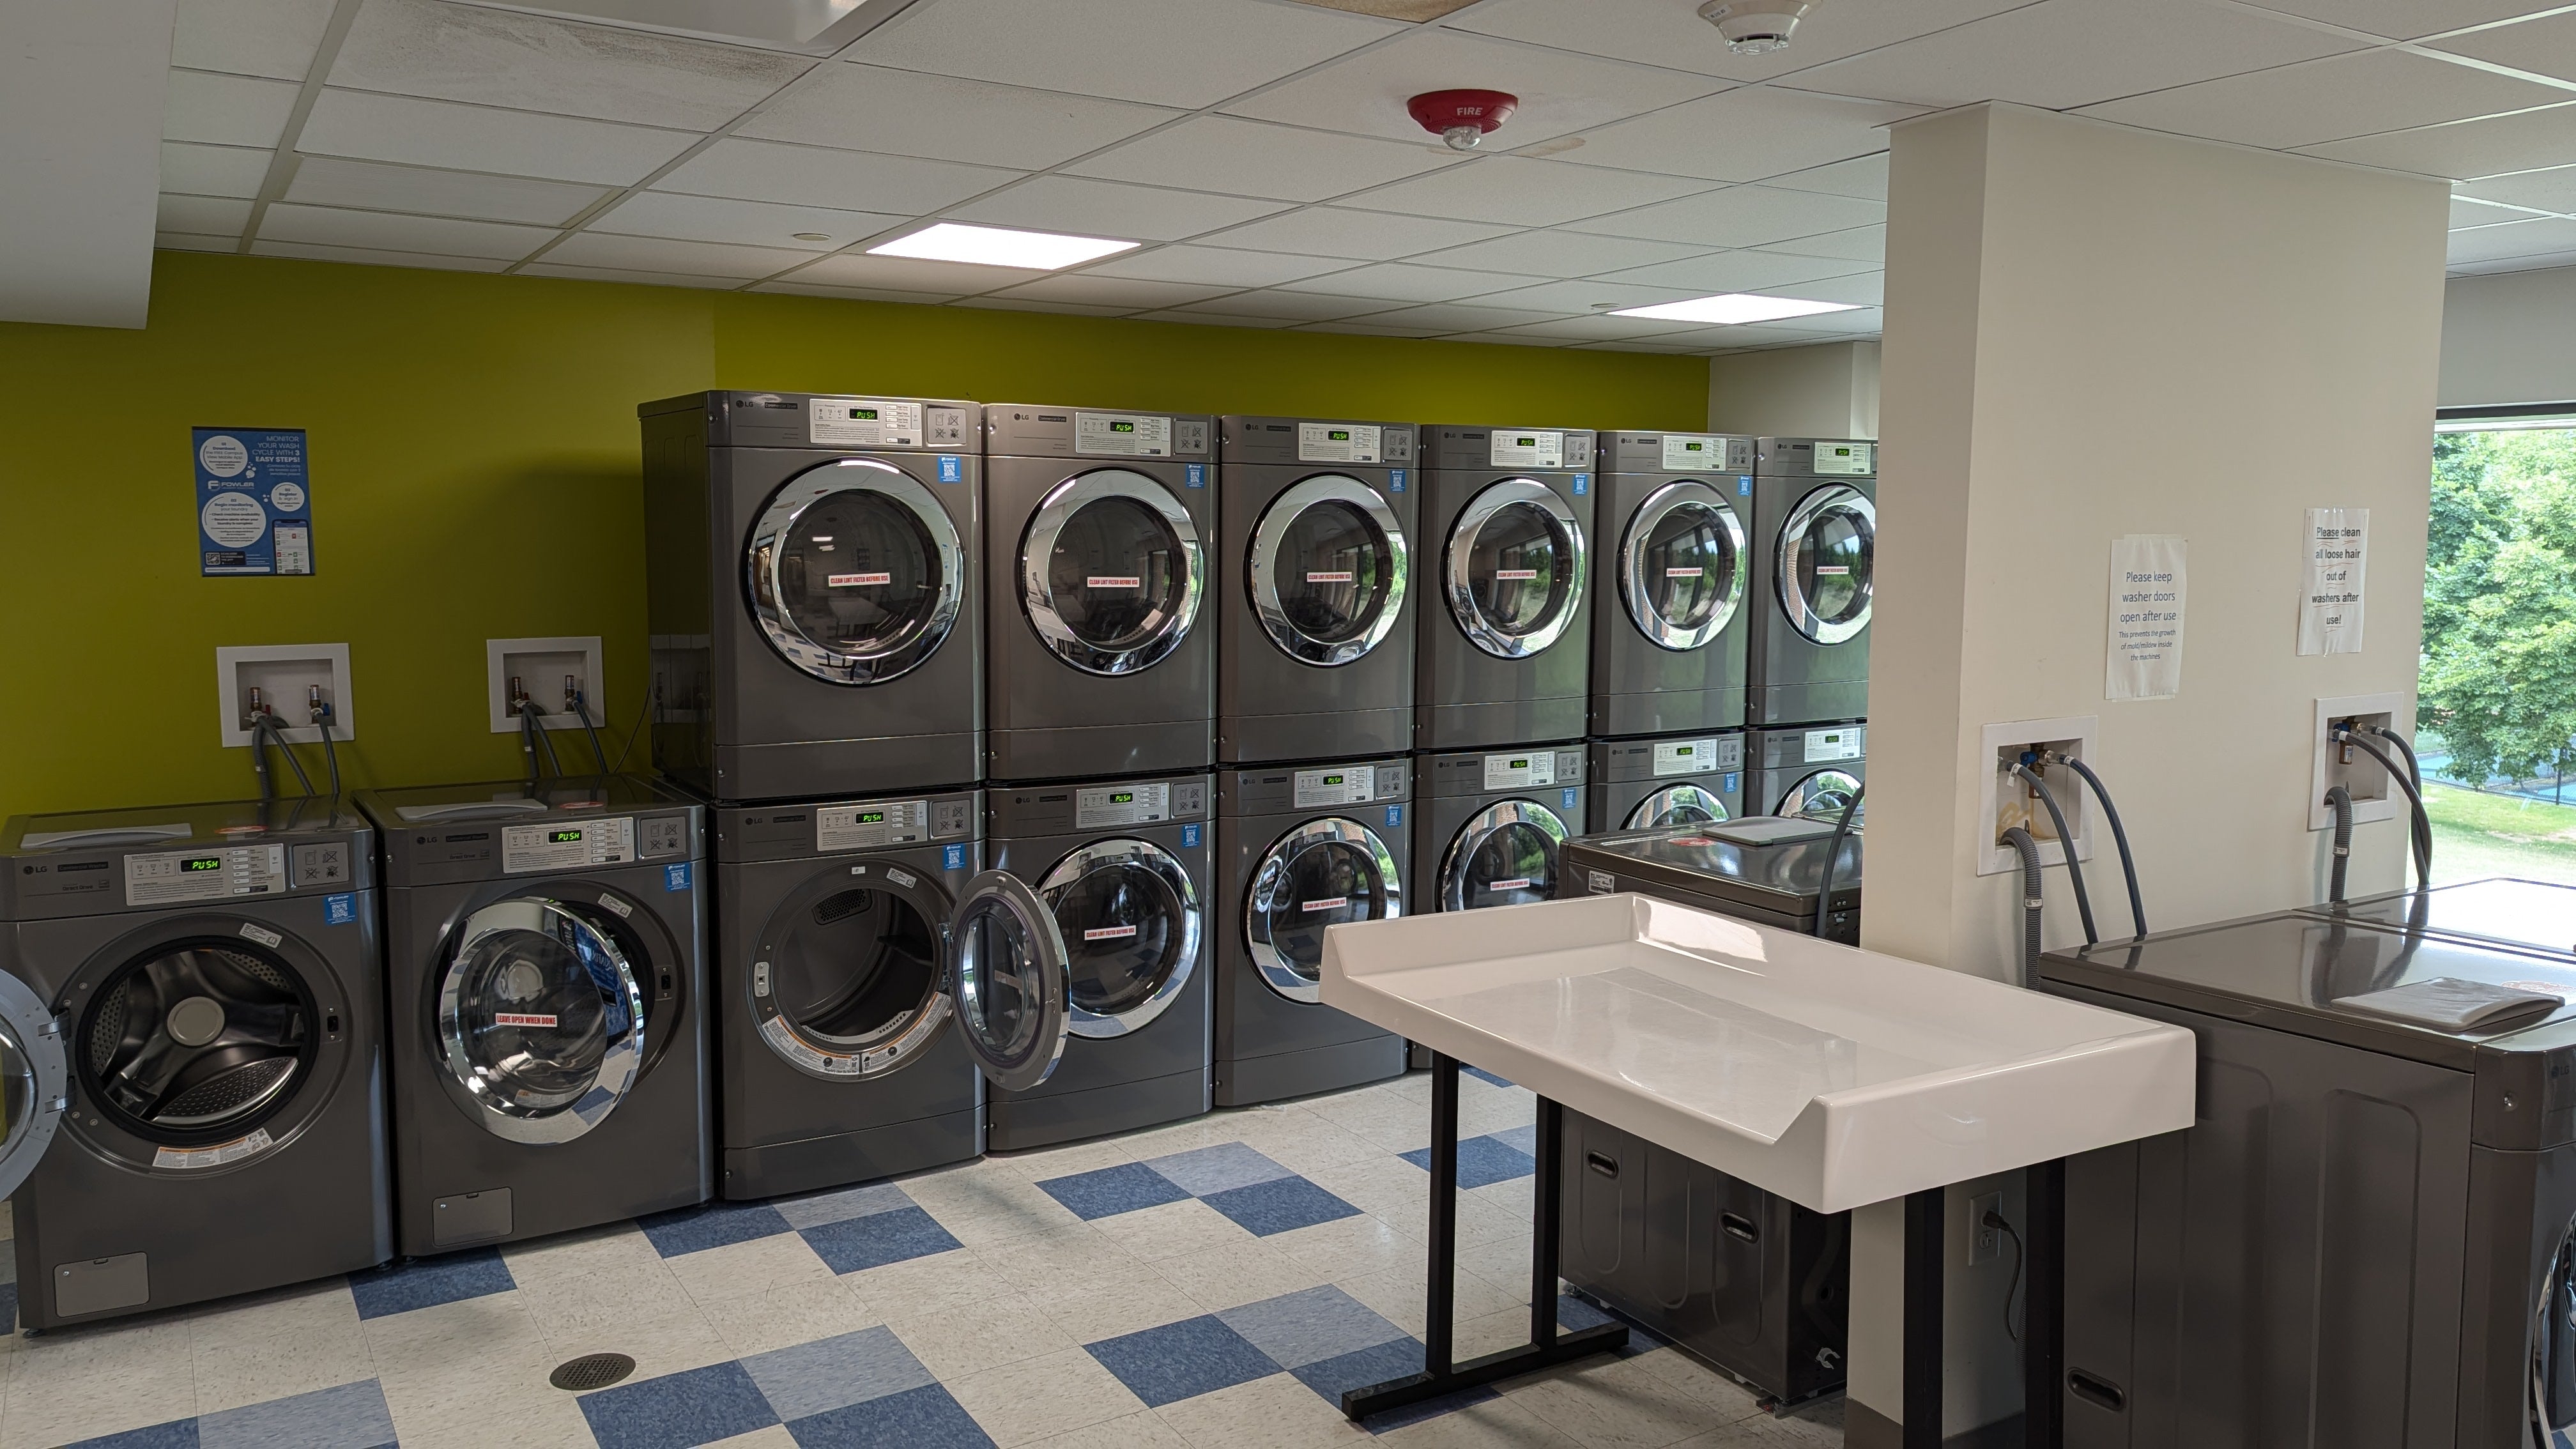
left=0, top=251, right=1710, bottom=820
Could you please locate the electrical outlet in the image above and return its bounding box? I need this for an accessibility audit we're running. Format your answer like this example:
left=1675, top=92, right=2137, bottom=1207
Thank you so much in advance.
left=1977, top=716, right=2097, bottom=876
left=1970, top=1191, right=2003, bottom=1265
left=487, top=636, right=605, bottom=733
left=215, top=644, right=353, bottom=746
left=2310, top=693, right=2407, bottom=831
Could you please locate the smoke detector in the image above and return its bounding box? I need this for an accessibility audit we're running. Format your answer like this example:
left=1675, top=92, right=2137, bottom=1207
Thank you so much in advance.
left=1407, top=89, right=1519, bottom=151
left=1697, top=0, right=1811, bottom=54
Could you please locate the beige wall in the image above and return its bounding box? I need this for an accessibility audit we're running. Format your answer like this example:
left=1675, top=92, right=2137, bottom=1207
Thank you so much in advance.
left=2441, top=263, right=2576, bottom=408
left=1706, top=339, right=1880, bottom=437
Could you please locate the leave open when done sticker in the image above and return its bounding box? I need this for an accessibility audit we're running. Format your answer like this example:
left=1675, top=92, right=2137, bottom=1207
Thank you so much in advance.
left=828, top=572, right=891, bottom=587
left=1665, top=567, right=1703, bottom=578
left=1494, top=569, right=1540, bottom=580
left=1083, top=924, right=1139, bottom=941
left=1487, top=878, right=1533, bottom=891
left=1301, top=896, right=1349, bottom=912
left=1813, top=566, right=1850, bottom=575
left=1086, top=576, right=1143, bottom=589
left=495, top=1013, right=558, bottom=1028
left=1305, top=571, right=1354, bottom=584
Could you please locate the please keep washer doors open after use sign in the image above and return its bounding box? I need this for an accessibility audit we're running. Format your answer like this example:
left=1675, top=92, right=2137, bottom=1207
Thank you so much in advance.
left=195, top=427, right=314, bottom=576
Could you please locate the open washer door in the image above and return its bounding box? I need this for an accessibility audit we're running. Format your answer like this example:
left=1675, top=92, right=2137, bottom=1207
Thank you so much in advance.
left=1621, top=480, right=1747, bottom=651
left=1446, top=479, right=1585, bottom=659
left=0, top=973, right=66, bottom=1200
left=1775, top=484, right=1875, bottom=646
left=437, top=898, right=647, bottom=1146
left=946, top=871, right=1073, bottom=1093
left=1246, top=818, right=1402, bottom=1005
left=1625, top=784, right=1731, bottom=830
left=1248, top=475, right=1408, bottom=667
left=1022, top=470, right=1206, bottom=676
left=1441, top=801, right=1570, bottom=912
left=747, top=457, right=966, bottom=684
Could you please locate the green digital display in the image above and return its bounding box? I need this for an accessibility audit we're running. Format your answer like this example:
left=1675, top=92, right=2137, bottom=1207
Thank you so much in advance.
left=1510, top=758, right=1529, bottom=769
left=1322, top=774, right=1344, bottom=785
left=1682, top=441, right=1704, bottom=452
left=855, top=408, right=879, bottom=420
left=1329, top=430, right=1350, bottom=441
left=1110, top=791, right=1135, bottom=804
left=549, top=829, right=583, bottom=843
left=857, top=811, right=885, bottom=824
left=183, top=856, right=224, bottom=872
left=1675, top=746, right=1694, bottom=756
left=1830, top=447, right=1854, bottom=457
left=1110, top=420, right=1137, bottom=434
left=1515, top=436, right=1537, bottom=446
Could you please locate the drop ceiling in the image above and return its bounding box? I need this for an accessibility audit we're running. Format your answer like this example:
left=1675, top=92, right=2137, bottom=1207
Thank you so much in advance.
left=147, top=0, right=2576, bottom=353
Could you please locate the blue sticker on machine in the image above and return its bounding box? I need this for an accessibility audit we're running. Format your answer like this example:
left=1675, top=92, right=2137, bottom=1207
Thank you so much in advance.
left=323, top=893, right=357, bottom=926
left=1571, top=473, right=1589, bottom=495
left=194, top=427, right=313, bottom=577
left=936, top=454, right=963, bottom=482
left=1384, top=804, right=1403, bottom=829
left=1388, top=469, right=1406, bottom=493
left=1724, top=772, right=1740, bottom=793
left=1738, top=475, right=1752, bottom=496
left=1181, top=823, right=1201, bottom=848
left=1561, top=788, right=1579, bottom=811
left=664, top=862, right=693, bottom=892
left=943, top=843, right=967, bottom=871
left=1184, top=464, right=1206, bottom=489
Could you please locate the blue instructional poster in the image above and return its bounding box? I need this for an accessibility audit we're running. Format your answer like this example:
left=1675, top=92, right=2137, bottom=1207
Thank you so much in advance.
left=195, top=427, right=313, bottom=576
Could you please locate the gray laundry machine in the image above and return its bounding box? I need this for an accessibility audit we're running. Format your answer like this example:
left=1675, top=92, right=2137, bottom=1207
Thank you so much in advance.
left=641, top=390, right=983, bottom=802
left=1560, top=818, right=1862, bottom=942
left=1417, top=425, right=1597, bottom=752
left=1749, top=438, right=1874, bottom=727
left=983, top=772, right=1214, bottom=1149
left=1416, top=746, right=1587, bottom=914
left=0, top=798, right=391, bottom=1331
left=362, top=777, right=714, bottom=1255
left=1213, top=757, right=1410, bottom=1107
left=1216, top=416, right=1418, bottom=764
left=2037, top=895, right=2576, bottom=1448
left=1744, top=723, right=1864, bottom=820
left=986, top=405, right=1216, bottom=782
left=1591, top=431, right=1756, bottom=739
left=1588, top=731, right=1745, bottom=834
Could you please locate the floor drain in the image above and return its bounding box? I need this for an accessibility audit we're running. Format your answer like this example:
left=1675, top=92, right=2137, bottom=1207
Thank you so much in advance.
left=549, top=1353, right=637, bottom=1392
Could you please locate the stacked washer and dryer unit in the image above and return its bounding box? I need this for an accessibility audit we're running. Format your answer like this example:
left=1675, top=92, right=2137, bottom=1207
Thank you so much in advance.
left=1745, top=438, right=1876, bottom=822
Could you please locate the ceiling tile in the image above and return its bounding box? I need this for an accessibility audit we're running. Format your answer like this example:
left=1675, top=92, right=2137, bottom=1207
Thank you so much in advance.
left=162, top=141, right=273, bottom=198
left=2228, top=0, right=2557, bottom=42
left=2077, top=47, right=2569, bottom=150
left=1487, top=314, right=1709, bottom=341
left=1783, top=0, right=2362, bottom=112
left=1555, top=88, right=1920, bottom=185
left=786, top=252, right=1045, bottom=293
left=1193, top=206, right=1514, bottom=259
left=955, top=296, right=1132, bottom=316
left=258, top=203, right=559, bottom=259
left=657, top=139, right=1018, bottom=212
left=1360, top=300, right=1564, bottom=332
left=2459, top=163, right=2576, bottom=211
left=1455, top=277, right=1701, bottom=312
left=328, top=0, right=806, bottom=132
left=249, top=239, right=511, bottom=272
left=282, top=156, right=611, bottom=226
left=1570, top=335, right=1726, bottom=353
left=165, top=70, right=300, bottom=148
left=1134, top=309, right=1306, bottom=328
left=1081, top=244, right=1353, bottom=286
left=1570, top=185, right=1885, bottom=247
left=2446, top=214, right=2576, bottom=262
left=298, top=89, right=698, bottom=185
left=2303, top=100, right=2576, bottom=178
left=1592, top=249, right=1878, bottom=293
left=2430, top=11, right=2576, bottom=85
left=751, top=280, right=963, bottom=304
left=1276, top=261, right=1552, bottom=302
left=518, top=261, right=744, bottom=289
left=1624, top=322, right=1844, bottom=349
left=849, top=0, right=1400, bottom=109
left=1767, top=305, right=1885, bottom=334
left=158, top=194, right=252, bottom=234
left=1222, top=26, right=1725, bottom=148
left=2453, top=195, right=2551, bottom=227
left=1751, top=224, right=1885, bottom=262
left=1759, top=270, right=1884, bottom=305
left=736, top=64, right=1178, bottom=171
left=1445, top=0, right=2037, bottom=83
left=172, top=0, right=334, bottom=80
left=1407, top=229, right=1710, bottom=277
left=1294, top=318, right=1454, bottom=337
left=1067, top=116, right=1460, bottom=201
left=1759, top=153, right=1890, bottom=199
left=951, top=176, right=1289, bottom=241
left=2450, top=246, right=2576, bottom=273
left=157, top=233, right=238, bottom=252
left=1340, top=157, right=1712, bottom=227
left=1163, top=291, right=1397, bottom=320
left=990, top=274, right=1232, bottom=308
left=544, top=233, right=810, bottom=277
left=597, top=191, right=905, bottom=250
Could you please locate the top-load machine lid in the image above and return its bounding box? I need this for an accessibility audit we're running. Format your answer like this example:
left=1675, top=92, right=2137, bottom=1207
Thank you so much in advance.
left=747, top=456, right=966, bottom=687
left=1446, top=478, right=1586, bottom=659
left=1620, top=480, right=1748, bottom=652
left=1250, top=474, right=1408, bottom=667
left=1022, top=468, right=1206, bottom=676
left=2293, top=878, right=2576, bottom=962
left=1566, top=820, right=1860, bottom=924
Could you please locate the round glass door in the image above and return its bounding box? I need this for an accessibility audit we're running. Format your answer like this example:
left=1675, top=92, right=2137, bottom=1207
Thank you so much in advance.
left=436, top=898, right=645, bottom=1146
left=2533, top=1225, right=2576, bottom=1441
left=1442, top=801, right=1570, bottom=912
left=1625, top=784, right=1729, bottom=830
left=1776, top=486, right=1875, bottom=645
left=1038, top=841, right=1200, bottom=1039
left=949, top=871, right=1071, bottom=1093
left=1621, top=482, right=1747, bottom=652
left=1446, top=479, right=1585, bottom=659
left=1778, top=769, right=1863, bottom=820
left=747, top=458, right=965, bottom=684
left=1246, top=818, right=1402, bottom=1004
left=1248, top=475, right=1409, bottom=667
left=1022, top=470, right=1205, bottom=675
left=751, top=868, right=952, bottom=1081
left=80, top=938, right=316, bottom=1145
left=0, top=970, right=66, bottom=1200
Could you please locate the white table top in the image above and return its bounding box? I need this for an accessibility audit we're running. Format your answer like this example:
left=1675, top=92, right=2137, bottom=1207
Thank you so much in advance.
left=1321, top=894, right=2196, bottom=1213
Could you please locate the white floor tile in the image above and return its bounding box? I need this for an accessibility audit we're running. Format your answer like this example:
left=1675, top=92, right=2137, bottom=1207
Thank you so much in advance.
left=1153, top=1372, right=1372, bottom=1449
left=949, top=1344, right=1149, bottom=1446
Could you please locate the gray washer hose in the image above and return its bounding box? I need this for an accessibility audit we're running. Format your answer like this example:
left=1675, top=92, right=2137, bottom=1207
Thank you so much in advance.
left=2002, top=825, right=2044, bottom=987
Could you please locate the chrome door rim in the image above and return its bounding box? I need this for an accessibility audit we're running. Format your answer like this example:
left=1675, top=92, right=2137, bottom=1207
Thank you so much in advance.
left=950, top=871, right=1071, bottom=1092
left=438, top=897, right=645, bottom=1146
left=1445, top=478, right=1585, bottom=660
left=1039, top=839, right=1200, bottom=1038
left=746, top=458, right=965, bottom=685
left=1779, top=769, right=1863, bottom=818
left=1245, top=817, right=1402, bottom=1004
left=1247, top=474, right=1409, bottom=667
left=1441, top=800, right=1570, bottom=911
left=1022, top=469, right=1206, bottom=676
left=1621, top=481, right=1747, bottom=652
left=0, top=972, right=65, bottom=1202
left=1625, top=784, right=1729, bottom=830
left=1775, top=484, right=1875, bottom=646
left=751, top=866, right=954, bottom=1083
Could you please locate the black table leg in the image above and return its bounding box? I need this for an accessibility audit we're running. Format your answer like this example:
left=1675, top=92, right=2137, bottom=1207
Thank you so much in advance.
left=1340, top=1054, right=1627, bottom=1420
left=2025, top=1159, right=2066, bottom=1449
left=1904, top=1187, right=1945, bottom=1449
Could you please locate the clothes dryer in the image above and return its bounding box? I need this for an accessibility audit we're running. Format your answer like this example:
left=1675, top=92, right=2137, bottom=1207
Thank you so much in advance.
left=1213, top=757, right=1409, bottom=1107
left=1588, top=731, right=1745, bottom=834
left=1416, top=746, right=1587, bottom=914
left=640, top=391, right=982, bottom=802
left=983, top=772, right=1214, bottom=1149
left=1216, top=417, right=1417, bottom=764
left=1417, top=426, right=1597, bottom=751
left=1591, top=432, right=1756, bottom=738
left=986, top=406, right=1216, bottom=781
left=1749, top=438, right=1874, bottom=727
left=1745, top=723, right=1864, bottom=820
left=0, top=799, right=391, bottom=1330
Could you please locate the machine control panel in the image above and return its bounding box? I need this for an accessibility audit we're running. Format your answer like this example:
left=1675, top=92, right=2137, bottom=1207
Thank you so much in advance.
left=125, top=844, right=288, bottom=905
left=1220, top=417, right=1416, bottom=466
left=292, top=841, right=350, bottom=887
left=637, top=814, right=691, bottom=858
left=988, top=407, right=1216, bottom=459
left=994, top=776, right=1209, bottom=834
left=501, top=817, right=634, bottom=875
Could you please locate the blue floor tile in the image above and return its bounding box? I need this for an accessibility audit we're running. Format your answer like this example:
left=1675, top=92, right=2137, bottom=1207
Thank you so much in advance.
left=1560, top=1289, right=1664, bottom=1354
left=1035, top=1162, right=1193, bottom=1221
left=1085, top=1314, right=1282, bottom=1407
left=1291, top=1337, right=1458, bottom=1414
left=785, top=1383, right=995, bottom=1448
left=1493, top=1123, right=1538, bottom=1156
left=1145, top=1141, right=1292, bottom=1197
left=1, top=1279, right=17, bottom=1333
left=348, top=1248, right=514, bottom=1320
left=1399, top=1134, right=1537, bottom=1191
left=197, top=1380, right=395, bottom=1449
left=743, top=1325, right=935, bottom=1422
left=774, top=1181, right=912, bottom=1230
left=579, top=1360, right=779, bottom=1449
left=1218, top=1285, right=1407, bottom=1371
left=800, top=1204, right=962, bottom=1275
left=1200, top=1174, right=1362, bottom=1237
left=63, top=1423, right=197, bottom=1449
left=1462, top=1066, right=1515, bottom=1089
left=636, top=1199, right=794, bottom=1258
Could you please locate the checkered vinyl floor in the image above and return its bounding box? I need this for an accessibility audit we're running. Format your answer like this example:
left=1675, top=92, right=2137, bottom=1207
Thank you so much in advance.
left=7, top=1071, right=1842, bottom=1448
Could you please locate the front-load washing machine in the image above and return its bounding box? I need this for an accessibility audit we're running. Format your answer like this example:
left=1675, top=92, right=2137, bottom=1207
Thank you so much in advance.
left=363, top=776, right=714, bottom=1254
left=1416, top=746, right=1588, bottom=914
left=1591, top=431, right=1756, bottom=739
left=1745, top=723, right=1864, bottom=820
left=1216, top=416, right=1417, bottom=764
left=983, top=772, right=1214, bottom=1149
left=1749, top=438, right=1874, bottom=726
left=0, top=799, right=391, bottom=1330
left=641, top=390, right=983, bottom=802
left=1418, top=425, right=1597, bottom=752
left=1588, top=730, right=1745, bottom=834
left=1213, top=757, right=1409, bottom=1107
left=986, top=405, right=1216, bottom=782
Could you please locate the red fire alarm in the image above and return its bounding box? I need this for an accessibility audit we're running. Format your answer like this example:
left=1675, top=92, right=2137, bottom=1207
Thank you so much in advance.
left=1408, top=89, right=1519, bottom=151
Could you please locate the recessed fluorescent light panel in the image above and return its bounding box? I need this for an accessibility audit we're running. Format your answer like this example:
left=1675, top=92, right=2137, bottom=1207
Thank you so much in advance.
left=1611, top=294, right=1862, bottom=325
left=867, top=222, right=1138, bottom=271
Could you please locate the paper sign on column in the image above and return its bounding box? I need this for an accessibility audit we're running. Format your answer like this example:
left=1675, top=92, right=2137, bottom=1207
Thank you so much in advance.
left=2297, top=508, right=2368, bottom=656
left=2106, top=535, right=2186, bottom=701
